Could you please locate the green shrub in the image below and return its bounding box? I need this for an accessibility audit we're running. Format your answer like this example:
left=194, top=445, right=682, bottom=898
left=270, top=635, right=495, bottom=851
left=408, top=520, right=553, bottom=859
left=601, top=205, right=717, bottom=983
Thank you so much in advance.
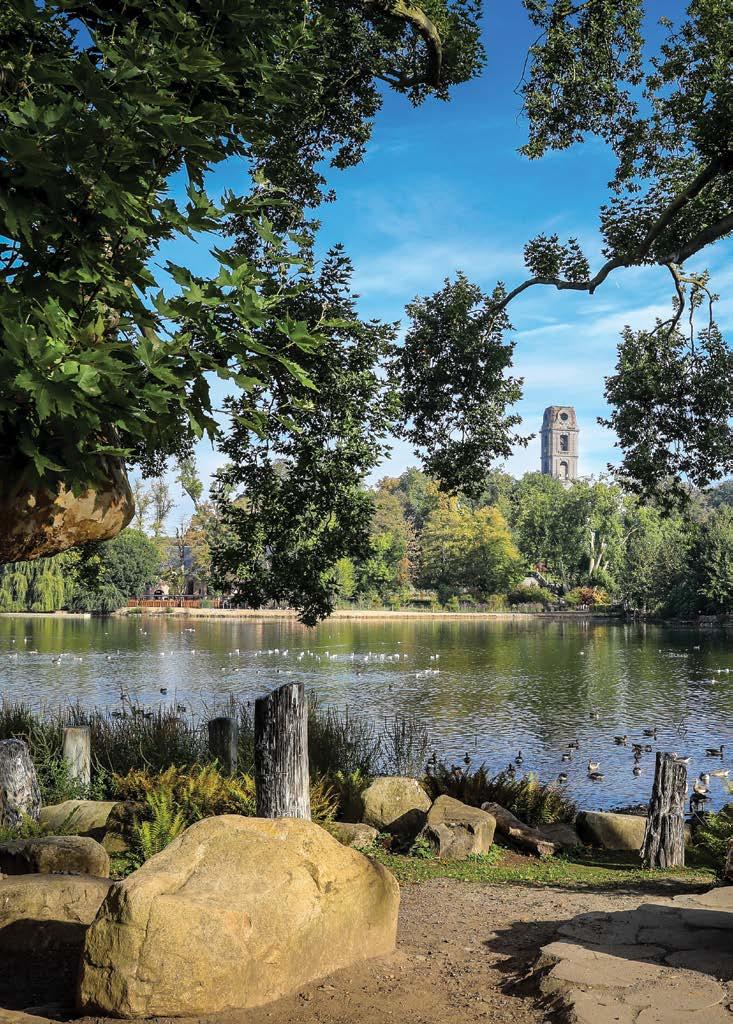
left=408, top=835, right=434, bottom=859
left=565, top=586, right=611, bottom=607
left=694, top=805, right=733, bottom=875
left=508, top=584, right=555, bottom=607
left=425, top=762, right=577, bottom=826
left=485, top=593, right=507, bottom=611
left=131, top=790, right=187, bottom=866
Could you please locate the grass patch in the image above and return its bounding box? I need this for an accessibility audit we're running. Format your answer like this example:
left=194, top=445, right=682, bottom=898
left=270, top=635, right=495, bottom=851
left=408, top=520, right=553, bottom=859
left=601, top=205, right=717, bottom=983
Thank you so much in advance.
left=370, top=845, right=717, bottom=888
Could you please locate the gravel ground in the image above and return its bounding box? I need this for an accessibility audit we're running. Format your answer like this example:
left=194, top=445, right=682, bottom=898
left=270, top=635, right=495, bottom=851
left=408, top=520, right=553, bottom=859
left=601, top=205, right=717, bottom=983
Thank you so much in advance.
left=4, top=876, right=710, bottom=1024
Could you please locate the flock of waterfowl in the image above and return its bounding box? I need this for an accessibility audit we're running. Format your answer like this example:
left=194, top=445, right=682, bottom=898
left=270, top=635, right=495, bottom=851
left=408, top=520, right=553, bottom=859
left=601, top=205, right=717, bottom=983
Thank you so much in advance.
left=510, top=726, right=729, bottom=806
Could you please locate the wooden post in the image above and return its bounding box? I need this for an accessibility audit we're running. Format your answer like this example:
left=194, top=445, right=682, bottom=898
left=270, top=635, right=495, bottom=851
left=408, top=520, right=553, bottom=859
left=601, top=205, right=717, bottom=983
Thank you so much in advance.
left=641, top=752, right=686, bottom=869
left=62, top=726, right=91, bottom=789
left=0, top=739, right=41, bottom=826
left=208, top=716, right=238, bottom=775
left=254, top=682, right=310, bottom=820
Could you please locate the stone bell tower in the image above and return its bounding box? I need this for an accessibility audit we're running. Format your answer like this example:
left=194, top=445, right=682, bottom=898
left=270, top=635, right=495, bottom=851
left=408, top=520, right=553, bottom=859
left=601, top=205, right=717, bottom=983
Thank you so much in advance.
left=541, top=406, right=579, bottom=483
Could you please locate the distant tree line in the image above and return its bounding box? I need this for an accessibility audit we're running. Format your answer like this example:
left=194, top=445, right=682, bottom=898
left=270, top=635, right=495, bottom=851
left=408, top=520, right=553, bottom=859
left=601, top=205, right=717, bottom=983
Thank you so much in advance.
left=335, top=469, right=733, bottom=617
left=3, top=463, right=729, bottom=619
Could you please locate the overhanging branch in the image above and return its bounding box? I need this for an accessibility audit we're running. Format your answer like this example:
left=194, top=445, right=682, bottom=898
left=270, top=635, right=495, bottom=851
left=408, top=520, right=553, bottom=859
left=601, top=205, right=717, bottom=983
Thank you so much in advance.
left=361, top=0, right=443, bottom=88
left=489, top=156, right=733, bottom=316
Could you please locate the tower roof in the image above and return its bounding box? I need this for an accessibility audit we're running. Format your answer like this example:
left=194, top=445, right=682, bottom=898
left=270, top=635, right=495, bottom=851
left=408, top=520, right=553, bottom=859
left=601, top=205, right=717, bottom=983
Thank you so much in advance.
left=542, top=406, right=578, bottom=430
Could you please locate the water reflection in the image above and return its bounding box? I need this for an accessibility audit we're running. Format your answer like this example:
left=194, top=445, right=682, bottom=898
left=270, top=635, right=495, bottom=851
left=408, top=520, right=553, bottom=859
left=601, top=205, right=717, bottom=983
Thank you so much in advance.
left=0, top=615, right=730, bottom=812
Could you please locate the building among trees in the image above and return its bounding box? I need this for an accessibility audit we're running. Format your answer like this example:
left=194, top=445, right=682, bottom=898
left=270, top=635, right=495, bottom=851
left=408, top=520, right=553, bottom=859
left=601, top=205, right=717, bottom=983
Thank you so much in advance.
left=541, top=406, right=579, bottom=484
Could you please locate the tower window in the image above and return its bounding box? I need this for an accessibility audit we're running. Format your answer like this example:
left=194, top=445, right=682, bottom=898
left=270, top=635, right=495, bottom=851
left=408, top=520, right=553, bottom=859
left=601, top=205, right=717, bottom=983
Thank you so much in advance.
left=559, top=460, right=569, bottom=479
left=560, top=434, right=569, bottom=452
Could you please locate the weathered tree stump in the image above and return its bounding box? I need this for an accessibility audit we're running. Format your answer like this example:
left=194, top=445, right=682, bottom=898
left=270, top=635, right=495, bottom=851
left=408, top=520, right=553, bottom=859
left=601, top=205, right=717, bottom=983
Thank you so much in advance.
left=63, top=726, right=91, bottom=788
left=254, top=683, right=310, bottom=820
left=641, top=752, right=686, bottom=869
left=208, top=717, right=238, bottom=775
left=0, top=739, right=41, bottom=828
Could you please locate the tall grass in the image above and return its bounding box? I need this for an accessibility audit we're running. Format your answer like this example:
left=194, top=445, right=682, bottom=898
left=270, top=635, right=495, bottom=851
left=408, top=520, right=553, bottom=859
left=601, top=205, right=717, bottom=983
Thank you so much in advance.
left=0, top=697, right=432, bottom=806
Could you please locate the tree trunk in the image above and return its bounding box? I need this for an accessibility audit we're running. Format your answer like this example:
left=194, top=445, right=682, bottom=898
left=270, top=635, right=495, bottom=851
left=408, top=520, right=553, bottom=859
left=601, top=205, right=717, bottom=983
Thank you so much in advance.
left=481, top=801, right=558, bottom=858
left=0, top=739, right=41, bottom=828
left=208, top=716, right=238, bottom=776
left=641, top=752, right=686, bottom=869
left=254, top=683, right=311, bottom=819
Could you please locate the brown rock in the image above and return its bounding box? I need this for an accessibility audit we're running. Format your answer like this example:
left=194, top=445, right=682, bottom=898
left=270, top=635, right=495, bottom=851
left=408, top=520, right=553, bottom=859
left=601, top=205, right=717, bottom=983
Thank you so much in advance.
left=0, top=739, right=41, bottom=828
left=725, top=837, right=733, bottom=883
left=0, top=457, right=132, bottom=563
left=421, top=796, right=496, bottom=859
left=330, top=822, right=379, bottom=851
left=39, top=799, right=134, bottom=854
left=575, top=810, right=647, bottom=851
left=0, top=836, right=109, bottom=877
left=361, top=776, right=431, bottom=839
left=0, top=873, right=112, bottom=954
left=78, top=815, right=399, bottom=1018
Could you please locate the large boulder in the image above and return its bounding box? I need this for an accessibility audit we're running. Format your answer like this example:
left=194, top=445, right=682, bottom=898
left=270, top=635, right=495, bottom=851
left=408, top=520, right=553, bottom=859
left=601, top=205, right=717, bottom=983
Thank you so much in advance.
left=725, top=838, right=733, bottom=884
left=0, top=458, right=133, bottom=563
left=39, top=799, right=134, bottom=854
left=78, top=815, right=399, bottom=1018
left=421, top=796, right=496, bottom=859
left=0, top=836, right=109, bottom=877
left=360, top=776, right=431, bottom=840
left=0, top=873, right=112, bottom=954
left=330, top=822, right=379, bottom=851
left=0, top=739, right=41, bottom=828
left=575, top=810, right=647, bottom=851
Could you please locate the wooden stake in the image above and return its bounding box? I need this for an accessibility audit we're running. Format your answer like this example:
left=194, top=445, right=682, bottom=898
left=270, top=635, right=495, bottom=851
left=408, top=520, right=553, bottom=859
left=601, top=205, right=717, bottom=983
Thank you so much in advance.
left=207, top=716, right=238, bottom=776
left=62, top=726, right=91, bottom=788
left=641, top=752, right=686, bottom=869
left=254, top=682, right=310, bottom=820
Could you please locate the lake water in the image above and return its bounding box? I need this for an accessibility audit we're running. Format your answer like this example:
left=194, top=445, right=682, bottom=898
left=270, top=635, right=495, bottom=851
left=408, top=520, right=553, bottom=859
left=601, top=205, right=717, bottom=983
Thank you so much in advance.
left=1, top=614, right=731, bottom=812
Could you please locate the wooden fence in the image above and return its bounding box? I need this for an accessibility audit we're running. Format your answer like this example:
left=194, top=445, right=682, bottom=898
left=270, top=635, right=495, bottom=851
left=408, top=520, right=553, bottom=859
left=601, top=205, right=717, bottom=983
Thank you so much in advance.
left=127, top=598, right=224, bottom=609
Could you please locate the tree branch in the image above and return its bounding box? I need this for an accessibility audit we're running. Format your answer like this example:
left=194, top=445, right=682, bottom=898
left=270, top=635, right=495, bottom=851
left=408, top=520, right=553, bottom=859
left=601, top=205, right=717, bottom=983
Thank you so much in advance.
left=361, top=0, right=443, bottom=87
left=489, top=157, right=733, bottom=316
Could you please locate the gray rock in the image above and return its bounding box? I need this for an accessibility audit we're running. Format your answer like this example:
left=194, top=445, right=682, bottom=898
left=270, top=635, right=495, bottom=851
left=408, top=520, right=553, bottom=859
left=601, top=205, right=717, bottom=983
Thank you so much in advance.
left=575, top=810, right=647, bottom=851
left=0, top=739, right=40, bottom=828
left=0, top=836, right=109, bottom=877
left=361, top=776, right=431, bottom=841
left=537, top=822, right=582, bottom=849
left=330, top=822, right=379, bottom=851
left=421, top=796, right=496, bottom=859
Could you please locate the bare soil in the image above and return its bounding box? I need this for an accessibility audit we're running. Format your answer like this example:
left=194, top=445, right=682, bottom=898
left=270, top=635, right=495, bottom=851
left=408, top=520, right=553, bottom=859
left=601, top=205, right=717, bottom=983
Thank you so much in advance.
left=3, top=875, right=709, bottom=1024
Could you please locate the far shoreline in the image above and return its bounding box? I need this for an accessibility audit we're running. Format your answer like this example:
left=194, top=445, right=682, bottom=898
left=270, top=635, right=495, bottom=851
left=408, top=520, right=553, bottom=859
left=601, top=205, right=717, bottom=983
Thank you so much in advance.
left=0, top=608, right=728, bottom=628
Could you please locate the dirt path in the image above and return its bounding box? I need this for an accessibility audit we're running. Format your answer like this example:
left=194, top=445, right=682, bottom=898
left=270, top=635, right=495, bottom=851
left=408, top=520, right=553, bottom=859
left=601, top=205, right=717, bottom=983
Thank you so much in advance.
left=6, top=877, right=709, bottom=1024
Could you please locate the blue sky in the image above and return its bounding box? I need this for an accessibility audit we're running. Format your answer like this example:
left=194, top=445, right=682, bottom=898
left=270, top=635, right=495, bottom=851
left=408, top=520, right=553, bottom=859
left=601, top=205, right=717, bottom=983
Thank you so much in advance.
left=155, top=2, right=732, bottom=518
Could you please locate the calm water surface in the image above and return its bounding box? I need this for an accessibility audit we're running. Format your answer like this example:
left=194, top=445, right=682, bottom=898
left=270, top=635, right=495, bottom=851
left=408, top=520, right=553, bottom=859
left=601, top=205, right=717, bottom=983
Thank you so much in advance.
left=1, top=614, right=731, bottom=812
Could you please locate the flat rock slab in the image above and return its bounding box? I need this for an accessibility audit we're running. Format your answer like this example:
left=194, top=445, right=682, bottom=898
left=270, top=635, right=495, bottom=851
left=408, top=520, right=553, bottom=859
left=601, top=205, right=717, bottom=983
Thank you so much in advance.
left=535, top=885, right=733, bottom=1024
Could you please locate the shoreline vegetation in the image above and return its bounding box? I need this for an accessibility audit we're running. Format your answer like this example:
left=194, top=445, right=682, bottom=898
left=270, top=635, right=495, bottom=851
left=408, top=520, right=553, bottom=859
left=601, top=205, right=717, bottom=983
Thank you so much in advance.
left=2, top=607, right=730, bottom=628
left=1, top=697, right=727, bottom=885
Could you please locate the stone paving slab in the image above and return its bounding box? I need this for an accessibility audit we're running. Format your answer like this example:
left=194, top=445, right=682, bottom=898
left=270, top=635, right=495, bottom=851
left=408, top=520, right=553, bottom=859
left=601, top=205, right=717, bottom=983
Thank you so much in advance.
left=535, top=885, right=733, bottom=1024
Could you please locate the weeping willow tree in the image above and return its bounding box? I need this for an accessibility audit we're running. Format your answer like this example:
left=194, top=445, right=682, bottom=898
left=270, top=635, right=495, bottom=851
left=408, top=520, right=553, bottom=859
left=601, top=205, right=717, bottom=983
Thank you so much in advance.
left=0, top=552, right=78, bottom=612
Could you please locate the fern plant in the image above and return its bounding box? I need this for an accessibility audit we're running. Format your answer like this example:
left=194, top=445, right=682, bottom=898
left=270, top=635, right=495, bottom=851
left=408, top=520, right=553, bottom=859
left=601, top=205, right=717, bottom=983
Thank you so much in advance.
left=132, top=790, right=187, bottom=865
